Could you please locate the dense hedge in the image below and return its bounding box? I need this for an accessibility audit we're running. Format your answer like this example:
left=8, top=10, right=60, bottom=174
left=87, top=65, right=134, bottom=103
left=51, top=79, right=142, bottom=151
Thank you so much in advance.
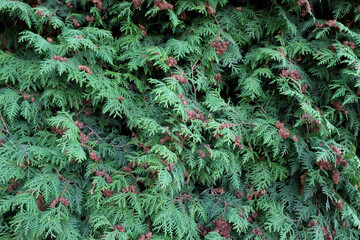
left=1, top=0, right=360, bottom=239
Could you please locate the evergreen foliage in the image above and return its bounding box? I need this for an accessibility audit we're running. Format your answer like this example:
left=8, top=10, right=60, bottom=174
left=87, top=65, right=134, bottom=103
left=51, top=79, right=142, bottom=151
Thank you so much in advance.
left=0, top=0, right=360, bottom=239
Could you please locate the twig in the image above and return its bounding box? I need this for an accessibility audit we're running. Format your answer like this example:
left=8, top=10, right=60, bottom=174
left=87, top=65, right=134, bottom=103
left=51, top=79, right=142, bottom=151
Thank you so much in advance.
left=347, top=18, right=355, bottom=28
left=180, top=29, right=194, bottom=37
left=125, top=171, right=145, bottom=184
left=210, top=184, right=219, bottom=196
left=13, top=18, right=19, bottom=27
left=253, top=101, right=267, bottom=114
left=308, top=0, right=315, bottom=18
left=56, top=0, right=64, bottom=7
left=5, top=84, right=16, bottom=91
left=192, top=84, right=197, bottom=103
left=0, top=117, right=8, bottom=133
left=212, top=199, right=221, bottom=212
left=173, top=64, right=189, bottom=78
left=306, top=124, right=310, bottom=141
left=148, top=216, right=153, bottom=232
left=198, top=188, right=211, bottom=196
left=56, top=168, right=68, bottom=182
left=89, top=183, right=96, bottom=195
left=60, top=181, right=70, bottom=198
left=191, top=58, right=200, bottom=80
left=213, top=15, right=222, bottom=33
left=223, top=202, right=228, bottom=218
left=84, top=125, right=133, bottom=151
left=112, top=143, right=133, bottom=151
left=75, top=105, right=86, bottom=117
left=85, top=126, right=107, bottom=144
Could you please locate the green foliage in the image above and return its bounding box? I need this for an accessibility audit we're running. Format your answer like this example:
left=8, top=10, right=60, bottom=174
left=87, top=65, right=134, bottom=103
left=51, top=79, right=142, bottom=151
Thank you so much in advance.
left=0, top=0, right=360, bottom=239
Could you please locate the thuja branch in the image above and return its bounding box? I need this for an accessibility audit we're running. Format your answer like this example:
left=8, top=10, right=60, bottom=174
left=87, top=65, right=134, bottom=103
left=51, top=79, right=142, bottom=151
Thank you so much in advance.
left=84, top=125, right=133, bottom=151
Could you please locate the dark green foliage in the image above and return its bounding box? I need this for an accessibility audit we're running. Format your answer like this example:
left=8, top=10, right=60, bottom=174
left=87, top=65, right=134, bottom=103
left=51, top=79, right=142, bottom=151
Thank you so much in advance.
left=0, top=0, right=360, bottom=239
